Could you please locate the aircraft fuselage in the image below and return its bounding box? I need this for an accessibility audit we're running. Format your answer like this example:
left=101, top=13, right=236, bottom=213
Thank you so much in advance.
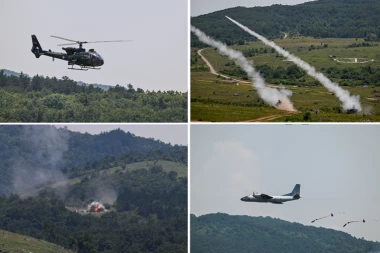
left=240, top=195, right=296, bottom=204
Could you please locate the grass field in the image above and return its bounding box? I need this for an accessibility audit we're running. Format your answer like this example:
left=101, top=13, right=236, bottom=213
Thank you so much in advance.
left=0, top=229, right=72, bottom=253
left=50, top=160, right=187, bottom=189
left=191, top=37, right=380, bottom=122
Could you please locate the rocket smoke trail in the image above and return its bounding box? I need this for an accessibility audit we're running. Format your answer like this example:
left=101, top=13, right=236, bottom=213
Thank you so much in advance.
left=311, top=212, right=345, bottom=223
left=311, top=213, right=333, bottom=223
left=343, top=219, right=365, bottom=227
left=226, top=16, right=362, bottom=112
left=191, top=26, right=295, bottom=111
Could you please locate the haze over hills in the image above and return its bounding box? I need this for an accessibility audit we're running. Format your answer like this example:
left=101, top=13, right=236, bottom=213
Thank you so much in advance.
left=191, top=0, right=380, bottom=45
left=191, top=213, right=380, bottom=253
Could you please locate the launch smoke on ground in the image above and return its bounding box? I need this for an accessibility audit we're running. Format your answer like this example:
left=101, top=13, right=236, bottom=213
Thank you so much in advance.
left=191, top=25, right=295, bottom=111
left=226, top=16, right=362, bottom=112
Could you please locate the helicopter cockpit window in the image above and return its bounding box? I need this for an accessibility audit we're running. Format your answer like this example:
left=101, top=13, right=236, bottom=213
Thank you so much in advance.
left=94, top=52, right=103, bottom=60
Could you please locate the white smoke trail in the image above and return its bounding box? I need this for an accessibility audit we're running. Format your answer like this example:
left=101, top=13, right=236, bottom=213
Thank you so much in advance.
left=191, top=26, right=295, bottom=111
left=226, top=16, right=362, bottom=112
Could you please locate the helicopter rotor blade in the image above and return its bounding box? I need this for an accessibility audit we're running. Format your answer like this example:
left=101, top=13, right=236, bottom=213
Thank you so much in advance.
left=82, top=40, right=133, bottom=44
left=52, top=36, right=132, bottom=46
left=51, top=35, right=79, bottom=43
left=58, top=43, right=81, bottom=46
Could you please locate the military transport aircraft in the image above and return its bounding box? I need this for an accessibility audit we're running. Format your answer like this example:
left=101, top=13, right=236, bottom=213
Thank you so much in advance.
left=240, top=184, right=301, bottom=204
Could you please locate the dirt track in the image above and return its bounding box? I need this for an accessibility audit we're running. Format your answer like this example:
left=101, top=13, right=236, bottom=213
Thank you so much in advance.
left=244, top=111, right=301, bottom=122
left=197, top=48, right=252, bottom=84
left=195, top=48, right=301, bottom=122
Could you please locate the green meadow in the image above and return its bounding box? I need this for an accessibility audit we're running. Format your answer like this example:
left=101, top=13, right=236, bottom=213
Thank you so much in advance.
left=191, top=37, right=380, bottom=122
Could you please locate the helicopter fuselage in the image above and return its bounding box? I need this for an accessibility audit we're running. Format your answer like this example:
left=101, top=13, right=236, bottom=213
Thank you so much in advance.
left=42, top=49, right=104, bottom=67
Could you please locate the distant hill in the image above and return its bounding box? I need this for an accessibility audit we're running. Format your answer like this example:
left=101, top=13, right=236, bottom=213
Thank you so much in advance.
left=191, top=213, right=380, bottom=253
left=1, top=69, right=27, bottom=77
left=0, top=125, right=187, bottom=194
left=191, top=0, right=380, bottom=45
left=0, top=229, right=73, bottom=253
left=1, top=68, right=113, bottom=90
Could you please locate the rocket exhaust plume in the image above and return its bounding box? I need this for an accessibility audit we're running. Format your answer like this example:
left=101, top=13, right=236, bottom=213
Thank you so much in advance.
left=191, top=25, right=295, bottom=111
left=226, top=16, right=362, bottom=112
left=343, top=219, right=365, bottom=227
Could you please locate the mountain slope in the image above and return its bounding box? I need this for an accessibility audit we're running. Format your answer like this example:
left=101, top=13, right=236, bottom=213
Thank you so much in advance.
left=191, top=0, right=380, bottom=45
left=0, top=125, right=187, bottom=194
left=191, top=213, right=380, bottom=253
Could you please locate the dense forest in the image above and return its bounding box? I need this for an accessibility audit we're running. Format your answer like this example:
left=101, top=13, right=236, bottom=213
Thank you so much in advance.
left=0, top=167, right=187, bottom=252
left=191, top=0, right=380, bottom=46
left=0, top=125, right=187, bottom=194
left=0, top=126, right=187, bottom=252
left=0, top=70, right=187, bottom=122
left=191, top=213, right=380, bottom=253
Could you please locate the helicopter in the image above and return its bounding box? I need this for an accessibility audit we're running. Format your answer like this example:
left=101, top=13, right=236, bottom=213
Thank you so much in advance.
left=31, top=35, right=130, bottom=71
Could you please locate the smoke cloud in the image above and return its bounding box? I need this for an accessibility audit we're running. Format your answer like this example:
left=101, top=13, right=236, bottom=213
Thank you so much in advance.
left=226, top=16, right=362, bottom=112
left=191, top=25, right=295, bottom=111
left=11, top=126, right=69, bottom=195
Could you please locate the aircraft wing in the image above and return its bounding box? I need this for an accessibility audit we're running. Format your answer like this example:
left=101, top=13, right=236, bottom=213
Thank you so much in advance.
left=260, top=193, right=273, bottom=199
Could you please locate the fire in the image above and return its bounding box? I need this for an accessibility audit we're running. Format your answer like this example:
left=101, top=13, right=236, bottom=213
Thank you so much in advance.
left=88, top=201, right=106, bottom=213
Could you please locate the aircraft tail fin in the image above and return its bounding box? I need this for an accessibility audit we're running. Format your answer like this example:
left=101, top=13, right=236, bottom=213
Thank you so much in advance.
left=31, top=35, right=43, bottom=58
left=283, top=184, right=300, bottom=197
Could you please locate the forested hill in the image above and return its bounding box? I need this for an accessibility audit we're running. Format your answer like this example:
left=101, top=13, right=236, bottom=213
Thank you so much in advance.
left=191, top=0, right=380, bottom=45
left=0, top=70, right=187, bottom=122
left=0, top=125, right=187, bottom=194
left=191, top=213, right=380, bottom=253
left=0, top=163, right=187, bottom=252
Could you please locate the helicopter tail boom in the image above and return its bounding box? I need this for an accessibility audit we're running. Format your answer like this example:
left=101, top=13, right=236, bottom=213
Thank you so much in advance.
left=31, top=35, right=44, bottom=58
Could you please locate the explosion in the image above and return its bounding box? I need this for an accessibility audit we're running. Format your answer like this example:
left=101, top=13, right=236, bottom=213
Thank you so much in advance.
left=88, top=201, right=106, bottom=213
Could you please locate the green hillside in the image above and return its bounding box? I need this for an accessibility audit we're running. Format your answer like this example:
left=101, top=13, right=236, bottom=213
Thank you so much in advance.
left=0, top=229, right=73, bottom=253
left=191, top=213, right=380, bottom=253
left=191, top=0, right=380, bottom=45
left=0, top=125, right=187, bottom=194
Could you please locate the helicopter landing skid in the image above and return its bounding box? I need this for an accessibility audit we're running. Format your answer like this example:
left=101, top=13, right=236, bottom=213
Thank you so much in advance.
left=68, top=66, right=101, bottom=71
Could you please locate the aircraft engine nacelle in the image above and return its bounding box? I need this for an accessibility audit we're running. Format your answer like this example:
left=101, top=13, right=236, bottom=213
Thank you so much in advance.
left=62, top=47, right=77, bottom=55
left=62, top=47, right=85, bottom=55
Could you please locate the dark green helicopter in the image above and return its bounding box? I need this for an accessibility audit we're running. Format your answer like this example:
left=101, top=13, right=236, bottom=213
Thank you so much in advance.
left=31, top=35, right=130, bottom=71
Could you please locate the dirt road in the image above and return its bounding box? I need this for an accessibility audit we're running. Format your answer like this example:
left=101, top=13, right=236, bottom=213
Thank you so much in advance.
left=197, top=48, right=252, bottom=84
